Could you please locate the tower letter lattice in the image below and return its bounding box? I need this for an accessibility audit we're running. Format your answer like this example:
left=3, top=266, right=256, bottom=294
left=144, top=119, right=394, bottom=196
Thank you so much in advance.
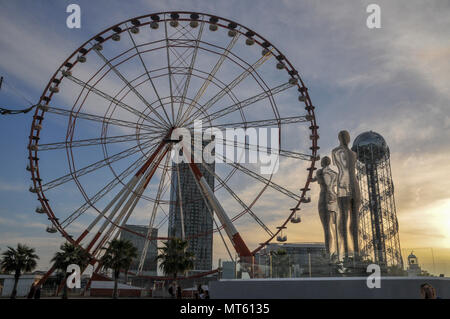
left=352, top=131, right=403, bottom=269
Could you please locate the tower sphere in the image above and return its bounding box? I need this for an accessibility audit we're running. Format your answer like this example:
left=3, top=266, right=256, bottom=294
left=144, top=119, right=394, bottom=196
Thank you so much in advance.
left=351, top=131, right=389, bottom=163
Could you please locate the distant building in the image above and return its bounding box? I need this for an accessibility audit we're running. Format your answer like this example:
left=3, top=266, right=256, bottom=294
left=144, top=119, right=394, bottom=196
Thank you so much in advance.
left=120, top=224, right=158, bottom=275
left=169, top=152, right=215, bottom=272
left=407, top=252, right=422, bottom=277
left=221, top=261, right=237, bottom=279
left=255, top=242, right=327, bottom=277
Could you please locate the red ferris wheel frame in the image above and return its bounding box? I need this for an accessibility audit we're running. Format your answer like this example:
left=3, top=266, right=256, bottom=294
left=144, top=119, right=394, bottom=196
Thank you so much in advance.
left=28, top=11, right=319, bottom=282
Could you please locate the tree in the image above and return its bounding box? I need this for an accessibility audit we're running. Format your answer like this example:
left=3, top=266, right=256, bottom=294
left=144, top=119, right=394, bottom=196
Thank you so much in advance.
left=51, top=242, right=90, bottom=299
left=418, top=269, right=434, bottom=277
left=100, top=239, right=138, bottom=299
left=156, top=238, right=195, bottom=280
left=1, top=244, right=39, bottom=299
left=387, top=265, right=407, bottom=276
left=340, top=255, right=375, bottom=276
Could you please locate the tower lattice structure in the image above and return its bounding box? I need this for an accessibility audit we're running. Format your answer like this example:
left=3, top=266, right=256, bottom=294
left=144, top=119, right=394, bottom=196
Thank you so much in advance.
left=352, top=131, right=403, bottom=269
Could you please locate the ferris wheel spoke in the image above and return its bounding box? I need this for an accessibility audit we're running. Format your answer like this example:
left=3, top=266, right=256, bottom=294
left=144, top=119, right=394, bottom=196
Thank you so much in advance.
left=200, top=115, right=311, bottom=130
left=37, top=132, right=156, bottom=151
left=210, top=136, right=315, bottom=161
left=191, top=134, right=314, bottom=161
left=91, top=145, right=170, bottom=255
left=179, top=46, right=273, bottom=126
left=195, top=81, right=295, bottom=124
left=175, top=21, right=205, bottom=124
left=43, top=105, right=161, bottom=133
left=41, top=139, right=158, bottom=192
left=175, top=163, right=186, bottom=240
left=65, top=73, right=167, bottom=130
left=169, top=46, right=194, bottom=71
left=164, top=18, right=176, bottom=124
left=84, top=141, right=169, bottom=252
left=91, top=48, right=171, bottom=129
left=174, top=23, right=206, bottom=124
left=177, top=31, right=242, bottom=126
left=198, top=160, right=274, bottom=237
left=213, top=152, right=300, bottom=201
left=77, top=139, right=169, bottom=248
left=155, top=203, right=169, bottom=227
left=125, top=23, right=173, bottom=126
left=155, top=180, right=171, bottom=229
left=92, top=177, right=146, bottom=253
left=137, top=150, right=172, bottom=273
left=61, top=149, right=153, bottom=229
left=168, top=67, right=186, bottom=98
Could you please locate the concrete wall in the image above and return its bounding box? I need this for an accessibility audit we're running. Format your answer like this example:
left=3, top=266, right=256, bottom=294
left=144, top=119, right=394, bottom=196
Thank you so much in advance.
left=90, top=288, right=142, bottom=297
left=209, top=277, right=450, bottom=299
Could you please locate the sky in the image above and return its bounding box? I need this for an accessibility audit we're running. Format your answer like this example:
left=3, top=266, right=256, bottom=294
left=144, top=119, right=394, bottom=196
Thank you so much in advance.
left=0, top=0, right=449, bottom=275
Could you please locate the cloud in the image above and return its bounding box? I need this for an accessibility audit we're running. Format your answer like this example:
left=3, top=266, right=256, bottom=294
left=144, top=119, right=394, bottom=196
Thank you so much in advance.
left=0, top=180, right=26, bottom=192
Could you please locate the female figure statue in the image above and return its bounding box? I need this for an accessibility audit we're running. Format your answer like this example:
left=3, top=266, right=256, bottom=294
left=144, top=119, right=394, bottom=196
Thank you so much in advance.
left=313, top=156, right=339, bottom=259
left=332, top=130, right=361, bottom=259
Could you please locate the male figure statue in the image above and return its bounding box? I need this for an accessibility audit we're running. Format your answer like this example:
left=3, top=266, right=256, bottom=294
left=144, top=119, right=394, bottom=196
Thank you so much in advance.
left=313, top=156, right=339, bottom=259
left=332, top=130, right=360, bottom=259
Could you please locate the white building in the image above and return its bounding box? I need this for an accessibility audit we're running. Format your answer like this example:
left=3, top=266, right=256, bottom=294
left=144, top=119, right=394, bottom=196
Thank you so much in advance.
left=407, top=252, right=422, bottom=277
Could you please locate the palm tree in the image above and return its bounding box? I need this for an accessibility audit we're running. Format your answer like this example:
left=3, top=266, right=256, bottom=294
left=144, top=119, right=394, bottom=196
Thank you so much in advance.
left=156, top=238, right=195, bottom=281
left=1, top=244, right=39, bottom=299
left=51, top=242, right=90, bottom=299
left=100, top=239, right=138, bottom=299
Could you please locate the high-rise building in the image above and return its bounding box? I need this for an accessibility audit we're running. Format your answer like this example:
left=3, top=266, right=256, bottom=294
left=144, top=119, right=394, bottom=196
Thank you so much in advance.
left=352, top=131, right=403, bottom=268
left=168, top=160, right=215, bottom=272
left=120, top=224, right=158, bottom=275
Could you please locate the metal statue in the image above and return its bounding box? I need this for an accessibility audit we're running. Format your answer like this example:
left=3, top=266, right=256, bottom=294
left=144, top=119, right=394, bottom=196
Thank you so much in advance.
left=313, top=156, right=339, bottom=258
left=332, top=130, right=361, bottom=259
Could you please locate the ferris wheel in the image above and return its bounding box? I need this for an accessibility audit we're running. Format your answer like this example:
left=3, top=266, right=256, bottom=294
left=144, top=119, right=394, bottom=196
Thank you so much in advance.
left=27, top=12, right=319, bottom=279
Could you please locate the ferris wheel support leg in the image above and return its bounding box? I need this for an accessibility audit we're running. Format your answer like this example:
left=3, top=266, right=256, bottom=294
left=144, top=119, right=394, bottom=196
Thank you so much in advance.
left=77, top=175, right=137, bottom=247
left=92, top=180, right=145, bottom=255
left=56, top=275, right=67, bottom=296
left=79, top=175, right=145, bottom=278
left=81, top=148, right=168, bottom=293
left=137, top=154, right=171, bottom=273
left=82, top=263, right=103, bottom=296
left=69, top=141, right=169, bottom=285
left=180, top=139, right=257, bottom=276
left=81, top=138, right=169, bottom=253
left=184, top=152, right=252, bottom=258
left=91, top=147, right=169, bottom=256
left=190, top=163, right=255, bottom=276
left=86, top=176, right=140, bottom=253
